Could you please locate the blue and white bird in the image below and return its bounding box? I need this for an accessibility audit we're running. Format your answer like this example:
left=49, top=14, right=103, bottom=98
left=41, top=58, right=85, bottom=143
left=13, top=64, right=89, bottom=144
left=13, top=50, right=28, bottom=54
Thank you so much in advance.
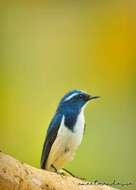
left=41, top=90, right=99, bottom=172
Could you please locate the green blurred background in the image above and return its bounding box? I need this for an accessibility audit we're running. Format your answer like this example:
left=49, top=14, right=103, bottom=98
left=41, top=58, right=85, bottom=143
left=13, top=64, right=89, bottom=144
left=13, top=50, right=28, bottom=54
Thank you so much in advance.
left=0, top=1, right=136, bottom=190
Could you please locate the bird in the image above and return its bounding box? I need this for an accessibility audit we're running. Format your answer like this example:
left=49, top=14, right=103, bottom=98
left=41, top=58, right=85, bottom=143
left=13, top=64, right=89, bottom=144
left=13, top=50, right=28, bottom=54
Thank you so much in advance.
left=41, top=90, right=99, bottom=172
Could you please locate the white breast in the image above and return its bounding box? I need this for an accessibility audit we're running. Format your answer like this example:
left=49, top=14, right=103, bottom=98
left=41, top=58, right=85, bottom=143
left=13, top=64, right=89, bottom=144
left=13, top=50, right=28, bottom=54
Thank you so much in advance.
left=46, top=109, right=85, bottom=171
left=72, top=109, right=85, bottom=144
left=58, top=109, right=85, bottom=152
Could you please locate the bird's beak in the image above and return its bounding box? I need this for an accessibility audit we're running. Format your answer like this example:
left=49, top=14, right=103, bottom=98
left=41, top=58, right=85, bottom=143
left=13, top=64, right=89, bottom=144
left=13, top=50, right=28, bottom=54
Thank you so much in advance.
left=87, top=95, right=100, bottom=101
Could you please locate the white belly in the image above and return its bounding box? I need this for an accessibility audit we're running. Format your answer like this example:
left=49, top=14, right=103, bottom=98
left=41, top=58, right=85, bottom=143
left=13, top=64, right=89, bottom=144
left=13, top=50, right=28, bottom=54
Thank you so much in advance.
left=46, top=110, right=85, bottom=171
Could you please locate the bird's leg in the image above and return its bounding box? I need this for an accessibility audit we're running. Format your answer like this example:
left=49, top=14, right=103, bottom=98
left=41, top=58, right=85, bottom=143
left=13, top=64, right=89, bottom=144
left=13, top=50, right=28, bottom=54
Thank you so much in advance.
left=51, top=164, right=58, bottom=173
left=62, top=168, right=87, bottom=181
left=62, top=168, right=75, bottom=177
left=51, top=165, right=67, bottom=176
left=50, top=164, right=66, bottom=176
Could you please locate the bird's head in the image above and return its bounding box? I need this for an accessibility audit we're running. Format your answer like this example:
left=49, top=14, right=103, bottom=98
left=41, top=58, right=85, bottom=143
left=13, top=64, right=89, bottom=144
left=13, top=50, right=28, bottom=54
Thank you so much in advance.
left=57, top=90, right=99, bottom=113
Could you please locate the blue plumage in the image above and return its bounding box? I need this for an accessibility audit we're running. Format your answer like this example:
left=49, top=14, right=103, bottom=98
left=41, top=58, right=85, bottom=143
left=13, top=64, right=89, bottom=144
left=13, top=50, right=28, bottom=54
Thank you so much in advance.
left=41, top=90, right=99, bottom=170
left=41, top=113, right=62, bottom=169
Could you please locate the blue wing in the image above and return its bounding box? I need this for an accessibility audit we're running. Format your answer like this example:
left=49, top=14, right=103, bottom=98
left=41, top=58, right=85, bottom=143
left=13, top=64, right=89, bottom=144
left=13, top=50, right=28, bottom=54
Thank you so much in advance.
left=40, top=113, right=62, bottom=169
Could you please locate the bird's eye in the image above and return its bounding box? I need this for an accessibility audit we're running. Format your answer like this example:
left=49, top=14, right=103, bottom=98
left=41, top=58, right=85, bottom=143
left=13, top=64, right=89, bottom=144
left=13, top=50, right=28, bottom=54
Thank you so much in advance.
left=79, top=94, right=83, bottom=99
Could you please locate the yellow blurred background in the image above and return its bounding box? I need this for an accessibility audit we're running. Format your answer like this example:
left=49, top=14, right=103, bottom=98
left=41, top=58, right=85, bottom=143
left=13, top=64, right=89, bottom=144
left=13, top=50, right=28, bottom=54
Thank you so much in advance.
left=0, top=1, right=136, bottom=190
